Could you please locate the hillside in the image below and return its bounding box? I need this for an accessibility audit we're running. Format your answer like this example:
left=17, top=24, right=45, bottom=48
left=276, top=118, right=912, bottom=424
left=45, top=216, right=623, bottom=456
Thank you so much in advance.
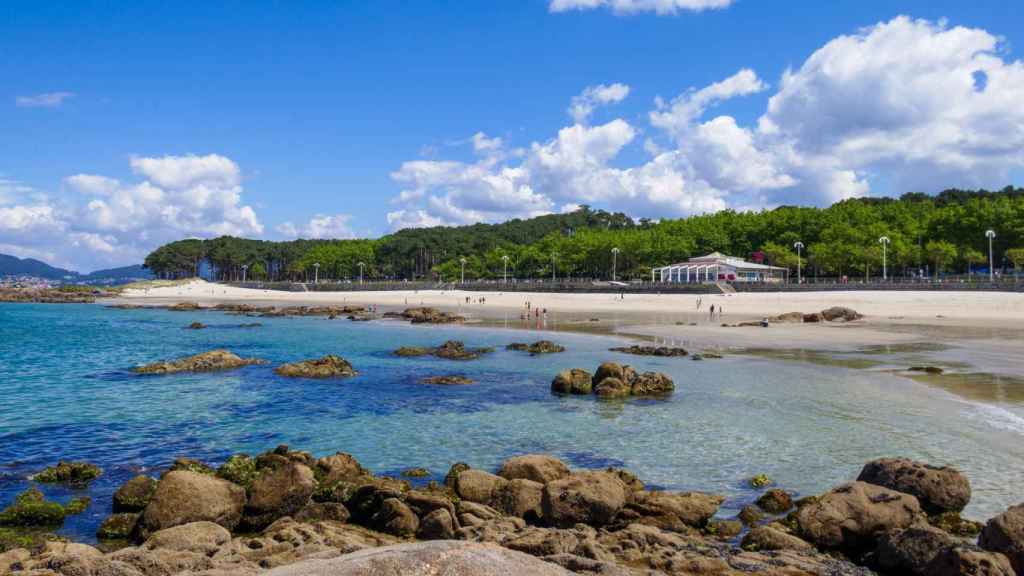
left=0, top=254, right=153, bottom=284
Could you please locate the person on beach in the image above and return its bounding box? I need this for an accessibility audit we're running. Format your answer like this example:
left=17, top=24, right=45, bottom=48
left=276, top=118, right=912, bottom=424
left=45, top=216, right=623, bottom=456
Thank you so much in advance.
left=709, top=304, right=715, bottom=321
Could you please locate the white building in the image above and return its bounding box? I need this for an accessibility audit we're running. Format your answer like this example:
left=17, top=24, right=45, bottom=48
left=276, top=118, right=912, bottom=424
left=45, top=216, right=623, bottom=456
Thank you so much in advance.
left=651, top=252, right=787, bottom=284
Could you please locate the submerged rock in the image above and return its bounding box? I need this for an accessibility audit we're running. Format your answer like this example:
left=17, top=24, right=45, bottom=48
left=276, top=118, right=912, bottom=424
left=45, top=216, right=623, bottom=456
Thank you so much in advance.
left=857, top=457, right=971, bottom=514
left=608, top=345, right=688, bottom=357
left=909, top=365, right=945, bottom=374
left=133, top=349, right=267, bottom=374
left=274, top=355, right=358, bottom=378
left=185, top=322, right=207, bottom=329
left=395, top=340, right=494, bottom=361
left=420, top=375, right=474, bottom=385
left=33, top=460, right=102, bottom=486
left=507, top=340, right=566, bottom=355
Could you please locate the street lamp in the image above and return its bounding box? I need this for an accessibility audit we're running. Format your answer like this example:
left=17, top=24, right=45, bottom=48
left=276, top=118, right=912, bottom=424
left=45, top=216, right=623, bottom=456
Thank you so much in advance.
left=986, top=230, right=996, bottom=282
left=241, top=264, right=248, bottom=283
left=611, top=247, right=620, bottom=282
left=501, top=255, right=510, bottom=284
left=793, top=241, right=804, bottom=284
left=459, top=257, right=467, bottom=284
left=551, top=253, right=557, bottom=283
left=878, top=236, right=890, bottom=281
left=357, top=261, right=365, bottom=284
left=313, top=262, right=320, bottom=284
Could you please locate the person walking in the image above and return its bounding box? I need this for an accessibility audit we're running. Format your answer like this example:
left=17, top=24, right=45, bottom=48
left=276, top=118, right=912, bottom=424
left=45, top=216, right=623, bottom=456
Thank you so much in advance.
left=709, top=304, right=715, bottom=321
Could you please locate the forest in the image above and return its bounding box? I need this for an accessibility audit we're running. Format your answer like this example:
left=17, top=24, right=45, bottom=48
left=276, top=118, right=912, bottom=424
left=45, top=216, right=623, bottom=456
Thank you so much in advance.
left=143, top=187, right=1024, bottom=282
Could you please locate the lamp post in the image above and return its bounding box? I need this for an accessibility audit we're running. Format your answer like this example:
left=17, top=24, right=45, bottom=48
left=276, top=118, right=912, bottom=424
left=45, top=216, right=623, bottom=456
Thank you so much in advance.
left=611, top=247, right=620, bottom=282
left=313, top=262, right=319, bottom=284
left=793, top=241, right=804, bottom=284
left=551, top=253, right=557, bottom=283
left=241, top=264, right=248, bottom=283
left=986, top=230, right=996, bottom=282
left=357, top=261, right=365, bottom=284
left=501, top=255, right=509, bottom=284
left=459, top=257, right=467, bottom=284
left=878, top=236, right=890, bottom=281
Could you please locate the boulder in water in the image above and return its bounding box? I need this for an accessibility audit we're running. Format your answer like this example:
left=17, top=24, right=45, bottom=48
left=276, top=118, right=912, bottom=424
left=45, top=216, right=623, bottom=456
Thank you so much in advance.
left=133, top=350, right=267, bottom=374
left=857, top=458, right=970, bottom=514
left=33, top=460, right=102, bottom=486
left=551, top=369, right=593, bottom=395
left=420, top=375, right=474, bottom=385
left=113, top=475, right=158, bottom=512
left=608, top=345, right=688, bottom=357
left=507, top=341, right=566, bottom=355
left=274, top=355, right=358, bottom=378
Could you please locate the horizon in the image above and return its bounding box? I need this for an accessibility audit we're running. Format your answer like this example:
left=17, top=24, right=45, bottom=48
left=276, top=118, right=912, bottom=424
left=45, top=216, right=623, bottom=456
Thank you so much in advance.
left=4, top=1, right=1024, bottom=271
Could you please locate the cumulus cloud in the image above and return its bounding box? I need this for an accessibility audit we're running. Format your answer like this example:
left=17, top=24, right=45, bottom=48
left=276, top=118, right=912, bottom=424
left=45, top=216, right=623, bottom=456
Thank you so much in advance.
left=15, top=92, right=75, bottom=108
left=277, top=214, right=356, bottom=239
left=388, top=16, right=1024, bottom=228
left=2, top=154, right=263, bottom=270
left=568, top=83, right=631, bottom=123
left=549, top=0, right=733, bottom=15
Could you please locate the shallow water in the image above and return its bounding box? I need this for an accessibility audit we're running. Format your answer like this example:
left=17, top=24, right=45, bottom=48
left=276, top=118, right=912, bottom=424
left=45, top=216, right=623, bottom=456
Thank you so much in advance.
left=1, top=303, right=1022, bottom=542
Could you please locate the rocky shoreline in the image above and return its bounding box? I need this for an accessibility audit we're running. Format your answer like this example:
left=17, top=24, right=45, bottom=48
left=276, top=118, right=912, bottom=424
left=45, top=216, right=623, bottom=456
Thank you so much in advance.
left=3, top=447, right=1019, bottom=576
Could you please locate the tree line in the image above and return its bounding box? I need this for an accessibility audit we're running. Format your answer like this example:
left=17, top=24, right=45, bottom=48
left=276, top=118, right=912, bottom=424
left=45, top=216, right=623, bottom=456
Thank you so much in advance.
left=144, top=187, right=1024, bottom=282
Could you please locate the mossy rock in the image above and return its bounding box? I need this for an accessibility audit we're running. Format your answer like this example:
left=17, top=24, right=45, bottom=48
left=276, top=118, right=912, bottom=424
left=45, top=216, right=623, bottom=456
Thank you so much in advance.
left=0, top=488, right=68, bottom=527
left=274, top=355, right=358, bottom=378
left=738, top=504, right=764, bottom=526
left=420, top=376, right=474, bottom=385
left=96, top=513, right=139, bottom=540
left=217, top=454, right=259, bottom=489
left=748, top=474, right=771, bottom=488
left=112, top=475, right=158, bottom=513
left=33, top=461, right=102, bottom=486
left=931, top=511, right=983, bottom=537
left=167, top=457, right=215, bottom=476
left=705, top=519, right=743, bottom=539
left=394, top=346, right=431, bottom=357
left=185, top=322, right=207, bottom=329
left=64, top=497, right=90, bottom=516
left=400, top=467, right=431, bottom=478
left=0, top=526, right=53, bottom=553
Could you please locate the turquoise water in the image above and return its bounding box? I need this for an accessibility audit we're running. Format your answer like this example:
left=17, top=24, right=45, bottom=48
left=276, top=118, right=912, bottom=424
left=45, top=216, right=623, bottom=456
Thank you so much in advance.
left=1, top=303, right=1022, bottom=542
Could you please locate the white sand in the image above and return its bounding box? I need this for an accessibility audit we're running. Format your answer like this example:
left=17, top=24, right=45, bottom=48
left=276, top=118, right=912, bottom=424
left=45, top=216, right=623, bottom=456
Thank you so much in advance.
left=120, top=279, right=1024, bottom=323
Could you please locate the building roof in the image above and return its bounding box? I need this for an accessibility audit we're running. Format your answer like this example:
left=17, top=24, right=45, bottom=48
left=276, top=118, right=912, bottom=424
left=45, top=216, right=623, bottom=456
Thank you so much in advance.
left=653, top=252, right=787, bottom=272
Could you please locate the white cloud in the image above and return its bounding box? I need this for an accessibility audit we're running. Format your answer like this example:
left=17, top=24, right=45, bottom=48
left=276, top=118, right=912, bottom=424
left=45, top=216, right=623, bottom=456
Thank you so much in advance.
left=0, top=154, right=263, bottom=271
left=471, top=132, right=504, bottom=155
left=568, top=83, right=631, bottom=123
left=276, top=213, right=356, bottom=239
left=549, top=0, right=733, bottom=15
left=387, top=16, right=1024, bottom=226
left=15, top=92, right=75, bottom=108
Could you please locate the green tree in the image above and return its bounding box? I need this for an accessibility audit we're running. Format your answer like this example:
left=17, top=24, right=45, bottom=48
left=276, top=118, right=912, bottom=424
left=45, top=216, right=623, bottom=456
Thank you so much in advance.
left=926, top=240, right=957, bottom=278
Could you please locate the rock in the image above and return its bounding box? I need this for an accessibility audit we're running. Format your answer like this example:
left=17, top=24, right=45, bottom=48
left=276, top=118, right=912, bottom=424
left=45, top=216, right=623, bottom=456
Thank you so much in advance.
left=875, top=525, right=956, bottom=575
left=294, top=502, right=351, bottom=524
left=507, top=341, right=566, bottom=355
left=592, top=362, right=627, bottom=384
left=769, top=312, right=806, bottom=323
left=444, top=462, right=471, bottom=489
left=139, top=470, right=246, bottom=537
left=262, top=540, right=574, bottom=576
left=909, top=366, right=945, bottom=375
left=454, top=469, right=508, bottom=504
left=741, top=525, right=814, bottom=551
left=857, top=458, right=971, bottom=514
left=756, top=488, right=793, bottom=514
left=242, top=461, right=316, bottom=530
left=498, top=455, right=571, bottom=484
left=926, top=544, right=1016, bottom=576
left=629, top=372, right=674, bottom=395
left=821, top=306, right=863, bottom=322
left=0, top=487, right=67, bottom=527
left=793, top=481, right=923, bottom=551
left=980, top=503, right=1024, bottom=573
left=551, top=369, right=593, bottom=395
left=113, top=475, right=158, bottom=513
left=492, top=479, right=544, bottom=521
left=394, top=346, right=430, bottom=357
left=608, top=345, right=688, bottom=357
left=97, top=512, right=140, bottom=539
left=420, top=376, right=474, bottom=385
left=399, top=467, right=430, bottom=477
left=0, top=548, right=31, bottom=574
left=705, top=519, right=742, bottom=539
left=133, top=349, right=267, bottom=374
left=33, top=461, right=102, bottom=486
left=317, top=452, right=369, bottom=485
left=394, top=307, right=466, bottom=324
left=738, top=504, right=764, bottom=526
left=186, top=322, right=207, bottom=329
left=593, top=377, right=631, bottom=398
left=168, top=456, right=215, bottom=475
left=370, top=498, right=419, bottom=537
left=274, top=355, right=358, bottom=378
left=417, top=509, right=456, bottom=540
left=143, top=521, right=231, bottom=556
left=433, top=340, right=494, bottom=360
left=749, top=473, right=771, bottom=488
left=404, top=490, right=458, bottom=523
left=626, top=490, right=724, bottom=531
left=541, top=471, right=629, bottom=528
left=803, top=312, right=824, bottom=322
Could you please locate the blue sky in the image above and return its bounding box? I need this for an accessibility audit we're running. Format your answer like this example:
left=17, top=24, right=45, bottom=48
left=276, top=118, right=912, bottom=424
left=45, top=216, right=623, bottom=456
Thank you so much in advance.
left=2, top=0, right=1023, bottom=270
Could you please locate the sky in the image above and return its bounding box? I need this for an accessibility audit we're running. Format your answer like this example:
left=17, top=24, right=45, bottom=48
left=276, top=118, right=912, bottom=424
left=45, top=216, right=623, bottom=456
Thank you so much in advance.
left=2, top=0, right=1024, bottom=271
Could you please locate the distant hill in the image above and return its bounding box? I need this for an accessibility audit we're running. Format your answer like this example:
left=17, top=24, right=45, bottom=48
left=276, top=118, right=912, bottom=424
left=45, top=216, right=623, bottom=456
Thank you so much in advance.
left=0, top=254, right=153, bottom=284
left=0, top=253, right=77, bottom=280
